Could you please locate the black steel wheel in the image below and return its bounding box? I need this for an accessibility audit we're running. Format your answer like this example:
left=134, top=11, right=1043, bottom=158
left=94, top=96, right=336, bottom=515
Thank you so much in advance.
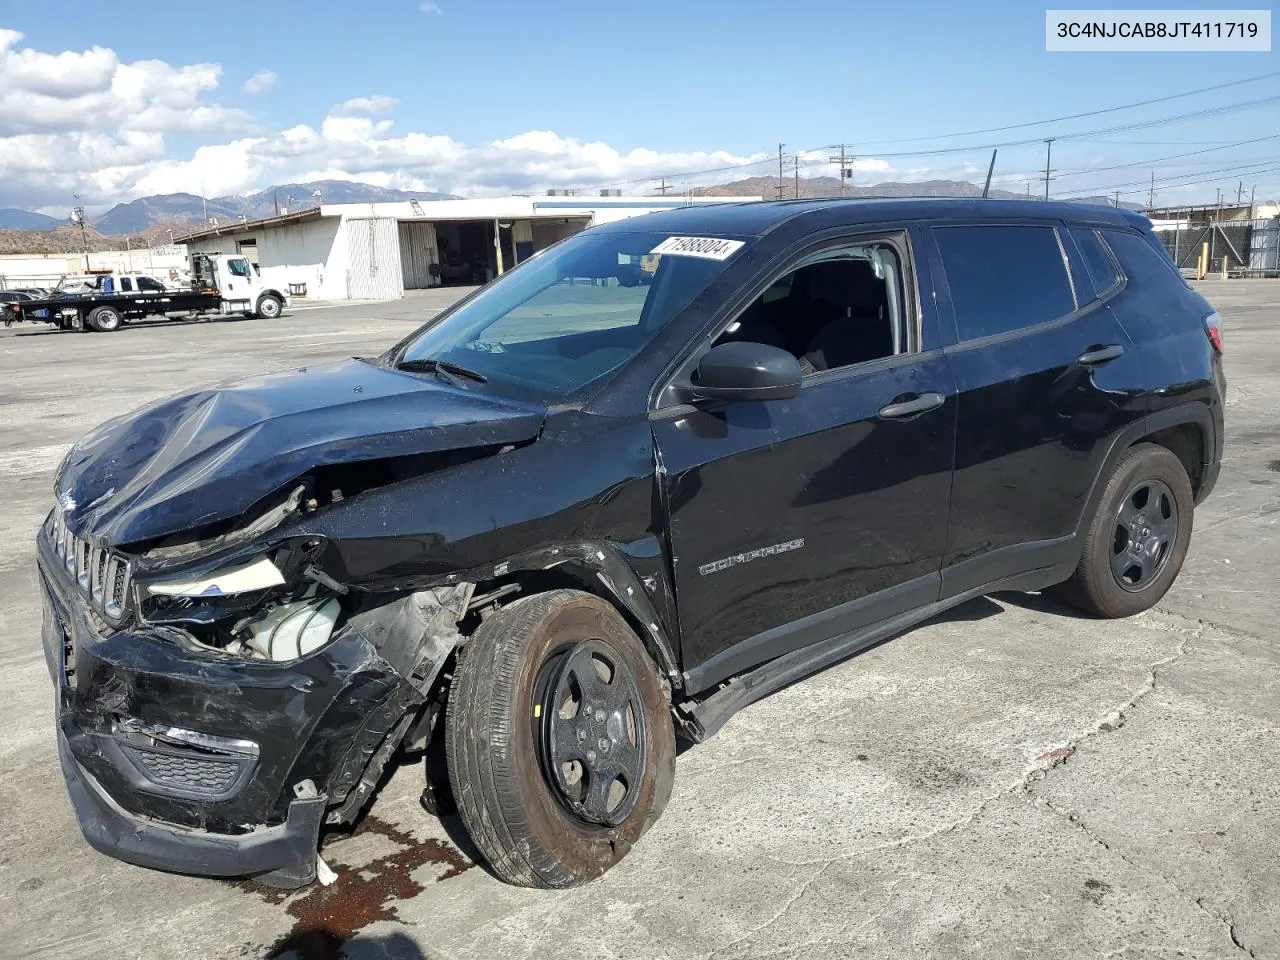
left=1057, top=443, right=1194, bottom=618
left=1110, top=478, right=1178, bottom=591
left=534, top=640, right=646, bottom=827
left=446, top=589, right=675, bottom=888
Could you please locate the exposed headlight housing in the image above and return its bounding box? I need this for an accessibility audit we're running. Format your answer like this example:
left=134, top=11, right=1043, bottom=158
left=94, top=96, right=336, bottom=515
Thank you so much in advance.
left=146, top=556, right=285, bottom=597
left=137, top=544, right=345, bottom=663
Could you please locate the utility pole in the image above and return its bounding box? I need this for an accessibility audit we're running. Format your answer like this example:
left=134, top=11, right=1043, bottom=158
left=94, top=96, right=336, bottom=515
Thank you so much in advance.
left=1237, top=181, right=1244, bottom=204
left=1113, top=190, right=1121, bottom=208
left=656, top=177, right=669, bottom=196
left=1249, top=183, right=1256, bottom=219
left=1148, top=172, right=1155, bottom=210
left=777, top=144, right=786, bottom=199
left=1042, top=138, right=1054, bottom=200
left=794, top=153, right=800, bottom=199
left=826, top=144, right=854, bottom=195
left=71, top=205, right=89, bottom=273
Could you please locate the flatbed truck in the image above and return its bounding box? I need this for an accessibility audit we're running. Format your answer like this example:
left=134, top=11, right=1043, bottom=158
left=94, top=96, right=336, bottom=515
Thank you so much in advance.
left=4, top=253, right=290, bottom=332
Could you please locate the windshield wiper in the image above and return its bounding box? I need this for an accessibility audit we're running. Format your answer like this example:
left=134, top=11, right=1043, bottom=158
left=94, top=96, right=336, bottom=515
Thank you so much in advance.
left=395, top=357, right=488, bottom=385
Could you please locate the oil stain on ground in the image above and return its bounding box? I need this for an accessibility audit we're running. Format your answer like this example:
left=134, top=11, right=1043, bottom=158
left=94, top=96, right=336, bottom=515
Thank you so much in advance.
left=235, top=815, right=473, bottom=958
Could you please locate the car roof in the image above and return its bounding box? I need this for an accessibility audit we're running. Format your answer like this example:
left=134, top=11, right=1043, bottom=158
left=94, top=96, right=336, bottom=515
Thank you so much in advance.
left=592, top=197, right=1149, bottom=238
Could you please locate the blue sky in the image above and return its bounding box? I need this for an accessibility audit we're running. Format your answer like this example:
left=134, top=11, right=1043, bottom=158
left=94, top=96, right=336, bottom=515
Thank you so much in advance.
left=2, top=0, right=1278, bottom=210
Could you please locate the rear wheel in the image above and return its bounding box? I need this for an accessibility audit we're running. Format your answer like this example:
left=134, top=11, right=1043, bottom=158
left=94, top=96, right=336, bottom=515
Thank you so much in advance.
left=446, top=589, right=675, bottom=888
left=86, top=306, right=121, bottom=332
left=1057, top=443, right=1194, bottom=618
left=256, top=294, right=282, bottom=319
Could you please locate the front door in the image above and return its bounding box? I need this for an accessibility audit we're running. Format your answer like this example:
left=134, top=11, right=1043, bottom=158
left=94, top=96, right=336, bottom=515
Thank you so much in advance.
left=652, top=236, right=956, bottom=693
left=221, top=256, right=257, bottom=305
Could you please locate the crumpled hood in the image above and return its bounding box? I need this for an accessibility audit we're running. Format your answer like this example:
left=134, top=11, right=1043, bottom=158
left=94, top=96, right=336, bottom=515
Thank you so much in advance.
left=57, top=358, right=546, bottom=546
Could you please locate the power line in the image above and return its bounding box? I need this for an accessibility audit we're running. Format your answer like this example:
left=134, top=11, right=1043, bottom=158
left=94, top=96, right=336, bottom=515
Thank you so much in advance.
left=1055, top=158, right=1280, bottom=199
left=853, top=70, right=1280, bottom=145
left=1053, top=133, right=1280, bottom=179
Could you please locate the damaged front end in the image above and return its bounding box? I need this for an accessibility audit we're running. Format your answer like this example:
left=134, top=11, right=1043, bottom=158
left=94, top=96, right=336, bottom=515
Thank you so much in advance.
left=40, top=490, right=475, bottom=889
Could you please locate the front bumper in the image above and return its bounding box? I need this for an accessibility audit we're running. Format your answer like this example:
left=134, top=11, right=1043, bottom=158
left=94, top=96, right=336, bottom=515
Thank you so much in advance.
left=38, top=528, right=414, bottom=887
left=56, top=728, right=325, bottom=886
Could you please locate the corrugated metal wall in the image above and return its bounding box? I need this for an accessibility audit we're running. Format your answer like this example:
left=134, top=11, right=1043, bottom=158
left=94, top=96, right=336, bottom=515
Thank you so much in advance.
left=345, top=218, right=403, bottom=299
left=398, top=221, right=440, bottom=289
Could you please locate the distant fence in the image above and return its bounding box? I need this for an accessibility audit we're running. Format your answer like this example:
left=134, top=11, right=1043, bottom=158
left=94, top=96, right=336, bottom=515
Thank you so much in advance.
left=1153, top=217, right=1280, bottom=277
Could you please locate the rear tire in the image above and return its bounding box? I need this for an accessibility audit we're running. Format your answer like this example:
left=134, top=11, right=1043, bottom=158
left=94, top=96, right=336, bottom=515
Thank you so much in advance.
left=87, top=306, right=122, bottom=332
left=446, top=589, right=675, bottom=888
left=1057, top=443, right=1194, bottom=618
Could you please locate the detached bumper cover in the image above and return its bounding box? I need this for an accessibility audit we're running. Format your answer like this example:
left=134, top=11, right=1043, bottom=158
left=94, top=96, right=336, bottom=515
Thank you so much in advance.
left=57, top=729, right=325, bottom=886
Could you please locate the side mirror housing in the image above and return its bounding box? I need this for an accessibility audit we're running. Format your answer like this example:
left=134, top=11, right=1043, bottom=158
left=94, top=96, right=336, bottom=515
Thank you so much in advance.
left=691, top=341, right=802, bottom=403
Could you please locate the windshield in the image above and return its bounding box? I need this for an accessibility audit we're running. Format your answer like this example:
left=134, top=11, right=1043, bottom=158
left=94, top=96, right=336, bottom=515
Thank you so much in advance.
left=393, top=229, right=745, bottom=399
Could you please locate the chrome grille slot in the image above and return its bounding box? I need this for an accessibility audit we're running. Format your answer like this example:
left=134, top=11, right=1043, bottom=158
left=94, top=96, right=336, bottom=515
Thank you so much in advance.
left=76, top=539, right=92, bottom=589
left=105, top=554, right=131, bottom=619
left=90, top=548, right=108, bottom=605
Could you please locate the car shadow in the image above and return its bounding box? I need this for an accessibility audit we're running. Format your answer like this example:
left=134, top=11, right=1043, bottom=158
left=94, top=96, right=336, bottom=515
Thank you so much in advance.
left=268, top=930, right=429, bottom=960
left=990, top=588, right=1102, bottom=619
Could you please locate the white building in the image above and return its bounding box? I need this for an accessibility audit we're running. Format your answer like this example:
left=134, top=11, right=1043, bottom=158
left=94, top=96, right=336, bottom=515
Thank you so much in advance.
left=177, top=195, right=759, bottom=301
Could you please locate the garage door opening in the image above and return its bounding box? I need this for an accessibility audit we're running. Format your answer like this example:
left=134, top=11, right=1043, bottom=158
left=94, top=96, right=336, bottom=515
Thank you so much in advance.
left=398, top=217, right=594, bottom=290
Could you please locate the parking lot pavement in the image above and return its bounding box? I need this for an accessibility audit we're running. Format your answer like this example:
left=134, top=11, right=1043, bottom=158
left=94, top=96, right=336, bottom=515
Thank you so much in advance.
left=0, top=280, right=1275, bottom=960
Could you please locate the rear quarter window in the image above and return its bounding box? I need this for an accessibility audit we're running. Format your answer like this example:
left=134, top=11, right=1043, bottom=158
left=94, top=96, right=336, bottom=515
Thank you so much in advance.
left=1069, top=227, right=1121, bottom=299
left=934, top=224, right=1076, bottom=342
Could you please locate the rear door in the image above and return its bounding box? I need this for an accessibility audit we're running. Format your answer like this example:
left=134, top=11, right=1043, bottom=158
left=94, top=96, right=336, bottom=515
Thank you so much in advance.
left=652, top=230, right=956, bottom=692
left=928, top=221, right=1147, bottom=596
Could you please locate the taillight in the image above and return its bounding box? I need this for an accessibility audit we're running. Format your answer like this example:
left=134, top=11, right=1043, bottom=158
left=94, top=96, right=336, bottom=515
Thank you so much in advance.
left=1203, top=311, right=1223, bottom=354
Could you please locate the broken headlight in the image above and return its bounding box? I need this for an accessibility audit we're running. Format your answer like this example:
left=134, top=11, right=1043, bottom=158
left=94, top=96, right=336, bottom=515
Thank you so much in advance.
left=136, top=543, right=346, bottom=662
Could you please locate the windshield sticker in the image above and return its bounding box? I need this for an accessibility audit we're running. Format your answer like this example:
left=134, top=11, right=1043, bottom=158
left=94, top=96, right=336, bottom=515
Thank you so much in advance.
left=650, top=236, right=745, bottom=261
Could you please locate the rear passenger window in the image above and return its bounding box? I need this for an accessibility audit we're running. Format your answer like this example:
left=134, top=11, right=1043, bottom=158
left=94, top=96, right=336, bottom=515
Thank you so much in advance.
left=120, top=278, right=133, bottom=292
left=935, top=225, right=1075, bottom=341
left=1069, top=228, right=1120, bottom=298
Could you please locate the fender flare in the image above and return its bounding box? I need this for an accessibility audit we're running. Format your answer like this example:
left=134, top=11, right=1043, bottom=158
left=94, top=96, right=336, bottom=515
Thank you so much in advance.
left=1076, top=401, right=1217, bottom=538
left=450, top=540, right=681, bottom=684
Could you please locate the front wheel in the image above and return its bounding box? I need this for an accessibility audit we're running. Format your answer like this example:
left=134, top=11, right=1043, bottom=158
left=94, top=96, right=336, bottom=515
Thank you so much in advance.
left=256, top=294, right=283, bottom=319
left=1057, top=443, right=1194, bottom=618
left=446, top=589, right=675, bottom=888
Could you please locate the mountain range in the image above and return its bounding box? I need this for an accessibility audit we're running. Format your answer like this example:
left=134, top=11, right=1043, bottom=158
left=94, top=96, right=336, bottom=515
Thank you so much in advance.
left=0, top=177, right=1139, bottom=252
left=0, top=181, right=458, bottom=235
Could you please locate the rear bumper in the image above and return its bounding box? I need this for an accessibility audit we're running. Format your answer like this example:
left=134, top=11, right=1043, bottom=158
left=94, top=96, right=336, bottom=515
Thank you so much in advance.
left=57, top=728, right=325, bottom=886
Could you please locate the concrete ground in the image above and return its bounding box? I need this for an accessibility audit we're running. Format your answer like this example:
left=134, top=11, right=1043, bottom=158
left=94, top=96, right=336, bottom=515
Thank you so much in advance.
left=0, top=281, right=1275, bottom=960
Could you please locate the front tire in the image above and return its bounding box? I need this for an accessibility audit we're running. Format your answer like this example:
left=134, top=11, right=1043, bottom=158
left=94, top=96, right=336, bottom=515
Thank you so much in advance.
left=1058, top=443, right=1194, bottom=618
left=446, top=589, right=675, bottom=888
left=256, top=294, right=283, bottom=319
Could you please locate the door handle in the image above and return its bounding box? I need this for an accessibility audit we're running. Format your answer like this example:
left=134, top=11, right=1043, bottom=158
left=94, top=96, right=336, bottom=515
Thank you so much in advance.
left=1078, top=344, right=1124, bottom=366
left=878, top=392, right=945, bottom=420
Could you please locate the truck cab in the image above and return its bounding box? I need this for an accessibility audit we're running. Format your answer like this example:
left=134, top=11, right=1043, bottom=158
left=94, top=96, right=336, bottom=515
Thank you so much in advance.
left=190, top=253, right=289, bottom=318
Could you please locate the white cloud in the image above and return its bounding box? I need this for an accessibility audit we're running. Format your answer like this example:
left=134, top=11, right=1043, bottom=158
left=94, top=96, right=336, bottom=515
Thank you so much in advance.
left=420, top=1, right=443, bottom=13
left=0, top=33, right=945, bottom=214
left=242, top=69, right=277, bottom=94
left=331, top=95, right=398, bottom=117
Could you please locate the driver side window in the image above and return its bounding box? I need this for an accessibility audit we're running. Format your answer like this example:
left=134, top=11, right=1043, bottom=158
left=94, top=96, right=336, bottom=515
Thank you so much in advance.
left=713, top=242, right=906, bottom=375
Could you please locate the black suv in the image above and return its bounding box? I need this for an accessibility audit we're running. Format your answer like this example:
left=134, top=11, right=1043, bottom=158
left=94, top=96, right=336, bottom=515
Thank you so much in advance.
left=39, top=199, right=1224, bottom=890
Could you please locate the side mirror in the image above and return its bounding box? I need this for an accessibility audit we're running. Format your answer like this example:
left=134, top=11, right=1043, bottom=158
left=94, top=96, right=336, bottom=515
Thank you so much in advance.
left=691, top=341, right=802, bottom=403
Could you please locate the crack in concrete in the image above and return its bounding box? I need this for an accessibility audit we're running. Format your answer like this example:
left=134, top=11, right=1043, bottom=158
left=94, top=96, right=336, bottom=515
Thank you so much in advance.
left=1024, top=621, right=1262, bottom=960
left=702, top=613, right=1262, bottom=959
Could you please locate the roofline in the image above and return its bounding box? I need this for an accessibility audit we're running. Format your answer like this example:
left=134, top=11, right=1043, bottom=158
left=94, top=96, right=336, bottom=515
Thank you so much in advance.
left=174, top=207, right=328, bottom=243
